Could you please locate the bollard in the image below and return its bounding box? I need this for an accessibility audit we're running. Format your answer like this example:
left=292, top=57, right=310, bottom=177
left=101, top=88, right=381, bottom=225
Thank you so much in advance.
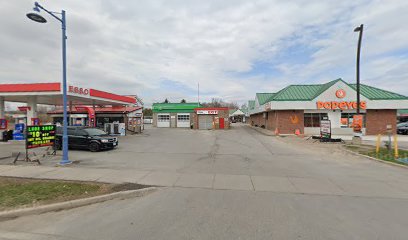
left=376, top=134, right=381, bottom=155
left=394, top=134, right=399, bottom=159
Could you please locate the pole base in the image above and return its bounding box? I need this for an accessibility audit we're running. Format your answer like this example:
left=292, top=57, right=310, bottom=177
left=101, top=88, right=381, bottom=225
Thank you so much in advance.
left=58, top=159, right=72, bottom=166
left=352, top=136, right=362, bottom=145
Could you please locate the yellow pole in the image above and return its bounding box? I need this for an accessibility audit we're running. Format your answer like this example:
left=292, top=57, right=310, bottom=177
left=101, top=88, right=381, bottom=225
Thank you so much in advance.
left=394, top=134, right=399, bottom=159
left=376, top=134, right=381, bottom=154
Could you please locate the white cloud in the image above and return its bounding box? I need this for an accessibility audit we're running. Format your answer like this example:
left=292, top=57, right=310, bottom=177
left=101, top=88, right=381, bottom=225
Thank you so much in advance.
left=0, top=0, right=407, bottom=107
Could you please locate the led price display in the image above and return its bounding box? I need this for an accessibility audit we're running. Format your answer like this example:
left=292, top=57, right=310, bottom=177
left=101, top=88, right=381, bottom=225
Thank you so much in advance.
left=26, top=125, right=56, bottom=149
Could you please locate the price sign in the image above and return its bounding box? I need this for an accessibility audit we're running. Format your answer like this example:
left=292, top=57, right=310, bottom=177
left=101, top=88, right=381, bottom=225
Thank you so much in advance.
left=26, top=125, right=56, bottom=149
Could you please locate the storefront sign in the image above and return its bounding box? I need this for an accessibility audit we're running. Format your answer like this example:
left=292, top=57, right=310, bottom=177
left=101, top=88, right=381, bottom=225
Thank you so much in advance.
left=197, top=110, right=218, bottom=115
left=335, top=89, right=346, bottom=98
left=316, top=101, right=366, bottom=110
left=68, top=86, right=89, bottom=96
left=320, top=120, right=331, bottom=139
left=26, top=125, right=56, bottom=149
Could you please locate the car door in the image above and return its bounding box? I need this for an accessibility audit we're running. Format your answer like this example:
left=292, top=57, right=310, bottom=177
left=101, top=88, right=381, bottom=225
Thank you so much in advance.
left=67, top=127, right=78, bottom=148
left=75, top=129, right=89, bottom=149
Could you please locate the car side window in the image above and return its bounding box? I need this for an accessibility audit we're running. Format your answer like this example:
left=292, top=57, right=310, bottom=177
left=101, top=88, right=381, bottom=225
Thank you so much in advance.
left=67, top=128, right=76, bottom=135
left=76, top=130, right=88, bottom=136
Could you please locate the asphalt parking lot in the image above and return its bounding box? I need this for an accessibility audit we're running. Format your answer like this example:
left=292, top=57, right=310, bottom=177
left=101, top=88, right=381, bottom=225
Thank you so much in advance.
left=1, top=124, right=408, bottom=239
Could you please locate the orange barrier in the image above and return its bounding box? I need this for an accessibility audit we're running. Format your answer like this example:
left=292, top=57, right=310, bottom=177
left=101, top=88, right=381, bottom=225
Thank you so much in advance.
left=274, top=128, right=280, bottom=136
left=295, top=129, right=301, bottom=136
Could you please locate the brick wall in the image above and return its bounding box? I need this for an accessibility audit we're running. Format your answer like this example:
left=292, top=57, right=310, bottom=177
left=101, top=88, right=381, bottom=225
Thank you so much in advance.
left=249, top=113, right=265, bottom=127
left=275, top=110, right=304, bottom=134
left=266, top=111, right=277, bottom=130
left=366, top=109, right=397, bottom=135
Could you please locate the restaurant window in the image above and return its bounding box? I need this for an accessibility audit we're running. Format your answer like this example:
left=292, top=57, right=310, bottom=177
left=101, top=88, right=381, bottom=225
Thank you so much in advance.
left=341, top=113, right=366, bottom=128
left=304, top=113, right=328, bottom=127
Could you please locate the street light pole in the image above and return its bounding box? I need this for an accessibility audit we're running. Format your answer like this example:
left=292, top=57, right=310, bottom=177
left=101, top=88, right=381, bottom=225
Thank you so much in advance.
left=354, top=24, right=364, bottom=115
left=27, top=2, right=71, bottom=165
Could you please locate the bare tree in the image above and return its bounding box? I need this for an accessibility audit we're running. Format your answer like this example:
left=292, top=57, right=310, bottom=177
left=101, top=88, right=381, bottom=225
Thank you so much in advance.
left=201, top=98, right=238, bottom=109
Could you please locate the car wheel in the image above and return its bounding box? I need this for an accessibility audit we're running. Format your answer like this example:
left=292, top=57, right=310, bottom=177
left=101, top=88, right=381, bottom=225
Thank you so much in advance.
left=54, top=140, right=62, bottom=150
left=89, top=142, right=100, bottom=152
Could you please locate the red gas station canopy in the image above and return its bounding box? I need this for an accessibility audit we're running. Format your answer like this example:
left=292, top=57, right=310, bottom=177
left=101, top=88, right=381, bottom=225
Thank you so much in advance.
left=0, top=82, right=136, bottom=106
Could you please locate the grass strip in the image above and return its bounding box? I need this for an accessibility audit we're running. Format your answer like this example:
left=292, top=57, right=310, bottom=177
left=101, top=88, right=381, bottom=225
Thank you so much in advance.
left=0, top=177, right=103, bottom=210
left=345, top=145, right=408, bottom=166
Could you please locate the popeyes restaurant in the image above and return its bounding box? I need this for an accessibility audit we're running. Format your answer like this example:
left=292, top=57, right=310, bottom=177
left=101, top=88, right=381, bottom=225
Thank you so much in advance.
left=248, top=79, right=408, bottom=135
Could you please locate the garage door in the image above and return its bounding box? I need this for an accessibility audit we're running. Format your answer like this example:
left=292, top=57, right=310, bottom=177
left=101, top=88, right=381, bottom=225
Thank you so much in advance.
left=199, top=115, right=213, bottom=130
left=177, top=113, right=190, bottom=128
left=157, top=114, right=170, bottom=128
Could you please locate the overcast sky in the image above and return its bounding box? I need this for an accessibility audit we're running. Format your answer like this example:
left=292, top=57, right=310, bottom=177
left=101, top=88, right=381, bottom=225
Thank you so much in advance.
left=1, top=0, right=407, bottom=107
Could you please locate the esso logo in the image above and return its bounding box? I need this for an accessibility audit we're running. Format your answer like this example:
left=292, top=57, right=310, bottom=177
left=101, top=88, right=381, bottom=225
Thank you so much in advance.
left=69, top=86, right=89, bottom=95
left=335, top=89, right=346, bottom=99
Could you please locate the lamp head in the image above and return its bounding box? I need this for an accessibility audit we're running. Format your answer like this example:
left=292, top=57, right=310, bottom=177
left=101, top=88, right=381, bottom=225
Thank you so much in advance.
left=354, top=24, right=363, bottom=32
left=26, top=12, right=47, bottom=23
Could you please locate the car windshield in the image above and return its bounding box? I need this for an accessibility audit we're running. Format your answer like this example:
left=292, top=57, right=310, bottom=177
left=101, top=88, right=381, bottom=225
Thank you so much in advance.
left=397, top=122, right=407, bottom=127
left=84, top=128, right=108, bottom=136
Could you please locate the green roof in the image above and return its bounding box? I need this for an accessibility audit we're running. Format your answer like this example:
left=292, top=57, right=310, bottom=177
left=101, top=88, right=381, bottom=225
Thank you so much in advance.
left=256, top=93, right=276, bottom=105
left=152, top=102, right=202, bottom=113
left=248, top=100, right=255, bottom=110
left=241, top=108, right=248, bottom=114
left=348, top=84, right=408, bottom=100
left=256, top=79, right=408, bottom=102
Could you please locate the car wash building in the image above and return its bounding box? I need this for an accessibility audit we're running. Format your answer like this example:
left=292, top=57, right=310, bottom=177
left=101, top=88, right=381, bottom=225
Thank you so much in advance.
left=152, top=103, right=230, bottom=129
left=192, top=107, right=230, bottom=130
left=152, top=103, right=202, bottom=128
left=248, top=78, right=408, bottom=135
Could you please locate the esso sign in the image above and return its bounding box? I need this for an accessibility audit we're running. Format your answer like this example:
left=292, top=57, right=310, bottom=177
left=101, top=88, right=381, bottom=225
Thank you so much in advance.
left=197, top=110, right=218, bottom=115
left=335, top=89, right=346, bottom=98
left=69, top=86, right=89, bottom=96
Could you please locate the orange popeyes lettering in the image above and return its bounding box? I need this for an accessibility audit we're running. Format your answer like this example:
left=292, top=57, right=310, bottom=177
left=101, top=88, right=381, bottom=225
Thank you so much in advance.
left=316, top=101, right=366, bottom=110
left=339, top=102, right=346, bottom=110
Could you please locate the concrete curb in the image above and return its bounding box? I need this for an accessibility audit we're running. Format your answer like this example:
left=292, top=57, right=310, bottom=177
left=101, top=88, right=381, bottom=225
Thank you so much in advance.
left=342, top=147, right=408, bottom=170
left=0, top=187, right=157, bottom=220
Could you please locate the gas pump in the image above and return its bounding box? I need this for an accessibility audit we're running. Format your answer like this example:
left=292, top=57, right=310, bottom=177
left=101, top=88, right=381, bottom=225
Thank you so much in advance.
left=31, top=118, right=40, bottom=126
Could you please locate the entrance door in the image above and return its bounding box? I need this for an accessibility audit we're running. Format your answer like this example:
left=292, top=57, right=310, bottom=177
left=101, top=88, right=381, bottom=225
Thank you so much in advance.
left=199, top=115, right=213, bottom=130
left=157, top=114, right=170, bottom=128
left=177, top=113, right=190, bottom=128
left=219, top=118, right=225, bottom=129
